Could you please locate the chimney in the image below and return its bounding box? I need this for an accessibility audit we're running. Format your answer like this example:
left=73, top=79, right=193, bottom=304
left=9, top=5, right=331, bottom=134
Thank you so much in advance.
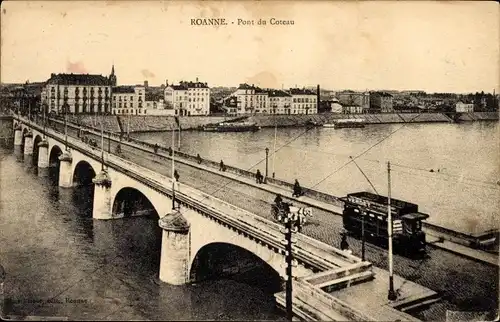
left=166, top=79, right=169, bottom=86
left=317, top=84, right=320, bottom=105
left=196, top=77, right=199, bottom=82
left=144, top=80, right=149, bottom=88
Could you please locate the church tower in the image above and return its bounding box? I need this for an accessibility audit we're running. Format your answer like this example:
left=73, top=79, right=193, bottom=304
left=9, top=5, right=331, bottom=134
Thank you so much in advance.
left=109, top=64, right=117, bottom=86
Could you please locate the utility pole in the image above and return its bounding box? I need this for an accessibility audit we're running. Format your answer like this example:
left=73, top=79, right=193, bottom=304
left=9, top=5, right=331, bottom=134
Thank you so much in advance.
left=361, top=210, right=366, bottom=261
left=387, top=161, right=397, bottom=301
left=265, top=147, right=269, bottom=182
left=178, top=122, right=181, bottom=150
left=171, top=128, right=176, bottom=210
left=100, top=110, right=104, bottom=170
left=64, top=104, right=68, bottom=151
left=272, top=113, right=277, bottom=178
left=285, top=216, right=293, bottom=321
left=278, top=207, right=302, bottom=321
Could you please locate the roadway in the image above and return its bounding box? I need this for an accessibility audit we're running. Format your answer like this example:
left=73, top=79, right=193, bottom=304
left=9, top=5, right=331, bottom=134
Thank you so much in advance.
left=49, top=119, right=498, bottom=321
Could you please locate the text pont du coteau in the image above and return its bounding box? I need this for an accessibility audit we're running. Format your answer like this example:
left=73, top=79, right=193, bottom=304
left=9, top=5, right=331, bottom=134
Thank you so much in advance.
left=190, top=18, right=294, bottom=26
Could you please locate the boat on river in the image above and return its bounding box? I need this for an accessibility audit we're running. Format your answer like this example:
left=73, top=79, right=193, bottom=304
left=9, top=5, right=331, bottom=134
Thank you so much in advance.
left=202, top=121, right=261, bottom=132
left=324, top=118, right=366, bottom=129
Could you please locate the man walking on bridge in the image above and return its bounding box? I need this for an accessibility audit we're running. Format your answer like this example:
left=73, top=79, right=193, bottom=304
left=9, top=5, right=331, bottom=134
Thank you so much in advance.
left=292, top=179, right=303, bottom=197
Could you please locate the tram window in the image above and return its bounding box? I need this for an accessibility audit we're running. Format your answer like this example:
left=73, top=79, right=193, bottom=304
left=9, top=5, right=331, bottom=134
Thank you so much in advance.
left=415, top=221, right=422, bottom=231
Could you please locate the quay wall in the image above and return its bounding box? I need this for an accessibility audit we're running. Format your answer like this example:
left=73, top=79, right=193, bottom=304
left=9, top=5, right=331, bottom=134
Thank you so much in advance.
left=50, top=111, right=498, bottom=134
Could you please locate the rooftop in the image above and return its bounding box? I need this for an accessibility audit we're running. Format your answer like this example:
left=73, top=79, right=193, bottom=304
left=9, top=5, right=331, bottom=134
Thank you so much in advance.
left=46, top=73, right=112, bottom=86
left=267, top=89, right=292, bottom=97
left=289, top=88, right=316, bottom=95
left=112, top=86, right=136, bottom=94
left=168, top=81, right=209, bottom=90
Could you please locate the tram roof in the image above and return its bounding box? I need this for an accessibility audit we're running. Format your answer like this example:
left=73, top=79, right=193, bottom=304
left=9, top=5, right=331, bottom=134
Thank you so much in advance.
left=401, top=212, right=430, bottom=221
left=345, top=191, right=418, bottom=210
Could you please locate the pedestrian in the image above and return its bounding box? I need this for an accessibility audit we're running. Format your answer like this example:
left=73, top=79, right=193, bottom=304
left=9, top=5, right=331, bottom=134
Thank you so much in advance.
left=174, top=170, right=180, bottom=182
left=274, top=194, right=283, bottom=207
left=292, top=179, right=303, bottom=197
left=340, top=234, right=349, bottom=251
left=256, top=169, right=262, bottom=184
left=219, top=160, right=224, bottom=171
left=154, top=143, right=159, bottom=154
left=197, top=154, right=202, bottom=164
left=167, top=147, right=173, bottom=156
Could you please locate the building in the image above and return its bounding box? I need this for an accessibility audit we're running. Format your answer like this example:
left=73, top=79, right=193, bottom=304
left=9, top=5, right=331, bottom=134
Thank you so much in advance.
left=41, top=66, right=115, bottom=115
left=111, top=86, right=145, bottom=115
left=222, top=96, right=238, bottom=116
left=336, top=91, right=370, bottom=114
left=232, top=83, right=265, bottom=114
left=455, top=101, right=474, bottom=113
left=164, top=79, right=210, bottom=116
left=267, top=89, right=292, bottom=114
left=289, top=88, right=318, bottom=115
left=231, top=83, right=319, bottom=115
left=370, top=92, right=394, bottom=113
left=320, top=99, right=343, bottom=113
left=144, top=91, right=174, bottom=115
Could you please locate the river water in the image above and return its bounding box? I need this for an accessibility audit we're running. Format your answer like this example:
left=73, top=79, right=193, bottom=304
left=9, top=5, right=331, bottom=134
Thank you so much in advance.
left=0, top=147, right=286, bottom=320
left=133, top=121, right=500, bottom=234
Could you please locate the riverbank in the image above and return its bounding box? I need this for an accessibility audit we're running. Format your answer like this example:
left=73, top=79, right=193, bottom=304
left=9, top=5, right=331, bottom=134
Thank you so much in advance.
left=61, top=111, right=498, bottom=134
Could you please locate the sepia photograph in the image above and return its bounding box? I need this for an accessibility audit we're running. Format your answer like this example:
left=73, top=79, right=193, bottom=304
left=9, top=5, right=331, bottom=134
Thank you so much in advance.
left=0, top=0, right=498, bottom=321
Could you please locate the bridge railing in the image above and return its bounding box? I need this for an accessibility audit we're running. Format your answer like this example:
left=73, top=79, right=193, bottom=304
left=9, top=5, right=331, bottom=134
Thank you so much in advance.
left=40, top=116, right=345, bottom=207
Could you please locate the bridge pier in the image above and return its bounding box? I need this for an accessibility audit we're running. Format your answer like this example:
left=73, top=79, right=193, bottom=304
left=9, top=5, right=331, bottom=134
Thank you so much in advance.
left=158, top=210, right=191, bottom=285
left=13, top=125, right=22, bottom=156
left=23, top=131, right=34, bottom=167
left=58, top=151, right=73, bottom=188
left=37, top=139, right=49, bottom=177
left=92, top=170, right=113, bottom=220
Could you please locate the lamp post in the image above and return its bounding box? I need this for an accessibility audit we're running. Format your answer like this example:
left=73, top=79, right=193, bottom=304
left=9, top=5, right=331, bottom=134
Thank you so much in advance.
left=272, top=106, right=277, bottom=178
left=361, top=209, right=366, bottom=261
left=387, top=161, right=397, bottom=301
left=171, top=128, right=176, bottom=210
left=276, top=205, right=303, bottom=321
left=265, top=147, right=269, bottom=181
left=64, top=104, right=68, bottom=151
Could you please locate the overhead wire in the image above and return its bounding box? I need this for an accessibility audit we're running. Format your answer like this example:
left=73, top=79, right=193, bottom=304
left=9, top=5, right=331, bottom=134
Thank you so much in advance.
left=309, top=113, right=424, bottom=190
left=193, top=126, right=316, bottom=204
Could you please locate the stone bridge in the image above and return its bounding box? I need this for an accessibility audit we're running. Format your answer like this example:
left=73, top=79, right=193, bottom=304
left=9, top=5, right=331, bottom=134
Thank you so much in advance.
left=11, top=116, right=381, bottom=320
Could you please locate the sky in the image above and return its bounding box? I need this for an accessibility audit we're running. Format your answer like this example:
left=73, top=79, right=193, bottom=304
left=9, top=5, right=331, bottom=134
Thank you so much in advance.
left=1, top=1, right=499, bottom=93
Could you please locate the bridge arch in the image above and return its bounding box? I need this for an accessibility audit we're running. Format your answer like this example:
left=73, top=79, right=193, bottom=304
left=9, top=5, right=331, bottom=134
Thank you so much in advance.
left=19, top=127, right=28, bottom=157
left=32, top=134, right=43, bottom=165
left=112, top=187, right=159, bottom=218
left=72, top=160, right=96, bottom=187
left=49, top=145, right=63, bottom=167
left=48, top=144, right=63, bottom=183
left=190, top=242, right=282, bottom=293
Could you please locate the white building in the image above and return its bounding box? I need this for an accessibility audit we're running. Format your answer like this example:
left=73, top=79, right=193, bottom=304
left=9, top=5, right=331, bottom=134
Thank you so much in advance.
left=112, top=86, right=145, bottom=115
left=232, top=83, right=264, bottom=114
left=289, top=88, right=318, bottom=114
left=164, top=79, right=210, bottom=116
left=231, top=83, right=319, bottom=115
left=267, top=89, right=292, bottom=114
left=455, top=101, right=474, bottom=113
left=42, top=69, right=115, bottom=115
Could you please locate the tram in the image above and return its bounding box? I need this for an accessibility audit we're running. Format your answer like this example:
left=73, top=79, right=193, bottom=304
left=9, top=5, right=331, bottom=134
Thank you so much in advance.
left=340, top=192, right=430, bottom=255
